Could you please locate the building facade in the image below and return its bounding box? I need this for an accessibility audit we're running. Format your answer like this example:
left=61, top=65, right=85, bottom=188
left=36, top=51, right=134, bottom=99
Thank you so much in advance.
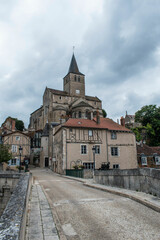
left=3, top=131, right=30, bottom=169
left=53, top=117, right=137, bottom=174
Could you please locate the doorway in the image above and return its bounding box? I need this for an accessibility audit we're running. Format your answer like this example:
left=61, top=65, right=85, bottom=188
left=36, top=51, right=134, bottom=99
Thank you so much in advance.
left=45, top=157, right=49, bottom=167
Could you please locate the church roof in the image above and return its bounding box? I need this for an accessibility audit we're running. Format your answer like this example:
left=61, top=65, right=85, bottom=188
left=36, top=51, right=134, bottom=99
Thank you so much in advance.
left=68, top=54, right=84, bottom=75
left=48, top=88, right=69, bottom=96
left=85, top=95, right=101, bottom=102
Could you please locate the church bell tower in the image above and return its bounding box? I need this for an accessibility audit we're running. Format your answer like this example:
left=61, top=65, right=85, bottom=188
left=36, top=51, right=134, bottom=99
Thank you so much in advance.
left=63, top=54, right=85, bottom=97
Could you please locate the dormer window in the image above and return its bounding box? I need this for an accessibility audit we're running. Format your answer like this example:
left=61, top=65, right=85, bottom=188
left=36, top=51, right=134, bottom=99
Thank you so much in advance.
left=154, top=154, right=160, bottom=165
left=141, top=154, right=147, bottom=166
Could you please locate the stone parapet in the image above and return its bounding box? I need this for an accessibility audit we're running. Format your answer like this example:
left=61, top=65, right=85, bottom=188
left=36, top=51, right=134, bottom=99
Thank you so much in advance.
left=94, top=168, right=160, bottom=197
left=0, top=173, right=32, bottom=240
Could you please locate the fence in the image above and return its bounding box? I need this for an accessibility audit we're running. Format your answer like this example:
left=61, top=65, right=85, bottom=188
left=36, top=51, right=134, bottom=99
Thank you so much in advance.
left=66, top=169, right=84, bottom=178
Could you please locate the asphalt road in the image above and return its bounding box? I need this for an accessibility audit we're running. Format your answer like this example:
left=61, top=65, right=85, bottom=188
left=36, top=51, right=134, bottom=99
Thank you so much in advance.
left=31, top=168, right=160, bottom=240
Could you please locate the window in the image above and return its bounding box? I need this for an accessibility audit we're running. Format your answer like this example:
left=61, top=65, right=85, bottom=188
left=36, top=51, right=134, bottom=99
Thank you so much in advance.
left=88, top=130, right=93, bottom=137
left=12, top=145, right=17, bottom=153
left=111, top=131, right=117, bottom=139
left=59, top=96, right=62, bottom=100
left=141, top=156, right=147, bottom=166
left=155, top=156, right=160, bottom=165
left=81, top=145, right=87, bottom=154
left=111, top=147, right=118, bottom=156
left=78, top=111, right=82, bottom=118
left=74, top=75, right=77, bottom=81
left=70, top=128, right=72, bottom=132
left=11, top=159, right=17, bottom=165
left=76, top=89, right=80, bottom=94
left=83, top=162, right=93, bottom=169
left=78, top=76, right=80, bottom=82
left=16, top=136, right=20, bottom=141
left=113, top=164, right=119, bottom=169
left=95, top=145, right=100, bottom=154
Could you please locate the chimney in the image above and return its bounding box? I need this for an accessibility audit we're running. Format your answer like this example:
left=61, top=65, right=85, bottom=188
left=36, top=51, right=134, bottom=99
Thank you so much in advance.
left=120, top=117, right=125, bottom=126
left=96, top=110, right=100, bottom=124
left=12, top=120, right=16, bottom=131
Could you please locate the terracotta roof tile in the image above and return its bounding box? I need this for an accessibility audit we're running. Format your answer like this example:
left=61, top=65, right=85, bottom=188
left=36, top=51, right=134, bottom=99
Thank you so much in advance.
left=63, top=118, right=131, bottom=132
left=48, top=88, right=69, bottom=96
left=137, top=144, right=160, bottom=155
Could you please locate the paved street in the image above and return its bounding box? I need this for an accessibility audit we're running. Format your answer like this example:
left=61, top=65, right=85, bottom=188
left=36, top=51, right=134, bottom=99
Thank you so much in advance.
left=29, top=168, right=160, bottom=240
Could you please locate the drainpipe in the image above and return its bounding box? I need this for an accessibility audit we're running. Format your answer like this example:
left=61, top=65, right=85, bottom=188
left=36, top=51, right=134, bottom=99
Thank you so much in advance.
left=106, top=130, right=109, bottom=163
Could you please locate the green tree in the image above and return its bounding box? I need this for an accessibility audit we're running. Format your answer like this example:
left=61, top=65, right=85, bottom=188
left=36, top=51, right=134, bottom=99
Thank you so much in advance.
left=0, top=144, right=12, bottom=163
left=102, top=109, right=107, bottom=118
left=15, top=119, right=24, bottom=131
left=134, top=105, right=160, bottom=146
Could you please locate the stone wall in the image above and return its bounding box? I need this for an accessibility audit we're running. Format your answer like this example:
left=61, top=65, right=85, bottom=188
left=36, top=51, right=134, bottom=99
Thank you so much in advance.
left=0, top=173, right=32, bottom=240
left=83, top=169, right=93, bottom=178
left=0, top=172, right=20, bottom=216
left=94, top=168, right=160, bottom=197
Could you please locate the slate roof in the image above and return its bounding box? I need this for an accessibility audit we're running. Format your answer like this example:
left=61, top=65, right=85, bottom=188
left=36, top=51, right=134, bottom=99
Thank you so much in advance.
left=42, top=123, right=50, bottom=137
left=68, top=54, right=84, bottom=75
left=62, top=118, right=131, bottom=132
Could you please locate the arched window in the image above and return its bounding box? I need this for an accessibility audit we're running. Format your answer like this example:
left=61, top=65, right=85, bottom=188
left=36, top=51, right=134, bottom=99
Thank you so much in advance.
left=78, top=76, right=80, bottom=82
left=85, top=111, right=88, bottom=118
left=78, top=111, right=82, bottom=118
left=74, top=75, right=77, bottom=81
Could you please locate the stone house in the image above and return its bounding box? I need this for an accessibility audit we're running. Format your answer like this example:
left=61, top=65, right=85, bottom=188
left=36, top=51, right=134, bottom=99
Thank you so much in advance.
left=53, top=117, right=138, bottom=174
left=124, top=111, right=141, bottom=129
left=137, top=144, right=160, bottom=168
left=1, top=117, right=16, bottom=135
left=2, top=131, right=30, bottom=170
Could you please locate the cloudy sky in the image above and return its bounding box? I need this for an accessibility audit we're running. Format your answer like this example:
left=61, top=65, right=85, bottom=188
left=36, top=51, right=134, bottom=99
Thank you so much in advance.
left=1, top=0, right=160, bottom=127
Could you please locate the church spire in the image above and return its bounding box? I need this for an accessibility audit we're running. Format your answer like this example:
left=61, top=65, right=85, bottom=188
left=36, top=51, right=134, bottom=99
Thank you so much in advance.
left=68, top=54, right=83, bottom=75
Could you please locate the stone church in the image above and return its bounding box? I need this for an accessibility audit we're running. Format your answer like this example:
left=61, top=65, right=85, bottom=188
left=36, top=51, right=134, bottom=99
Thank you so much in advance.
left=29, top=53, right=103, bottom=131
left=29, top=54, right=102, bottom=131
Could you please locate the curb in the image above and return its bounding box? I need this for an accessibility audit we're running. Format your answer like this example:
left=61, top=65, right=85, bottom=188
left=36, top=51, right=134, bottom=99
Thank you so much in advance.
left=84, top=183, right=160, bottom=213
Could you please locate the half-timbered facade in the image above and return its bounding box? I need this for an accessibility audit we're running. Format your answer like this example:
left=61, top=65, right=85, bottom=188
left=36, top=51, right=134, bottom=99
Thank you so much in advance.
left=53, top=118, right=137, bottom=174
left=3, top=131, right=30, bottom=169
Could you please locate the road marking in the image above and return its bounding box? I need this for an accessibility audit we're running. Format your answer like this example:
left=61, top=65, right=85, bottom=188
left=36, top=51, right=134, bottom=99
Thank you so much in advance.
left=53, top=198, right=115, bottom=206
left=62, top=223, right=77, bottom=236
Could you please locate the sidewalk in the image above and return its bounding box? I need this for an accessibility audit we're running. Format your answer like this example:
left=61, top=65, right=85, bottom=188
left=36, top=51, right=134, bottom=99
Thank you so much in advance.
left=25, top=181, right=59, bottom=240
left=63, top=175, right=160, bottom=213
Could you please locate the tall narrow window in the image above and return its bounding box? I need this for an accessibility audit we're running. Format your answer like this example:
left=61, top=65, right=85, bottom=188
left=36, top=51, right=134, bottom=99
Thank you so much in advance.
left=74, top=75, right=77, bottom=81
left=78, top=76, right=80, bottom=82
left=95, top=145, right=100, bottom=154
left=81, top=145, right=87, bottom=154
left=12, top=145, right=17, bottom=153
left=78, top=111, right=81, bottom=118
left=88, top=130, right=93, bottom=137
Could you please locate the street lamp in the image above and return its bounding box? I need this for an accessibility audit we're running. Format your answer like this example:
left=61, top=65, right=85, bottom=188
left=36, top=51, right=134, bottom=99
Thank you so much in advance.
left=19, top=146, right=23, bottom=173
left=92, top=146, right=96, bottom=172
